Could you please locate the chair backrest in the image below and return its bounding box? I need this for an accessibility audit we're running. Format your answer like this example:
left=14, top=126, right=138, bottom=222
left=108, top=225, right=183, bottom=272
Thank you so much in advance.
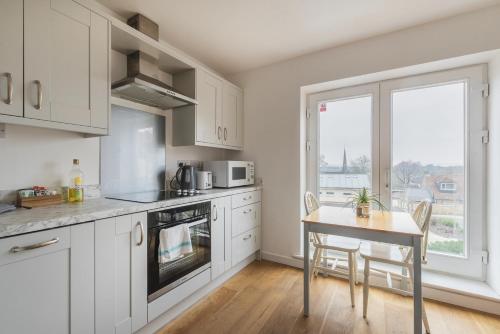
left=304, top=191, right=322, bottom=244
left=304, top=191, right=320, bottom=215
left=408, top=200, right=432, bottom=263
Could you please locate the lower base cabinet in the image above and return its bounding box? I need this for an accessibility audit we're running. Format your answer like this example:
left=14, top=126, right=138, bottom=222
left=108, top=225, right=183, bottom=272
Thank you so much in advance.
left=231, top=191, right=262, bottom=266
left=211, top=196, right=232, bottom=280
left=232, top=227, right=261, bottom=266
left=0, top=223, right=94, bottom=334
left=95, top=212, right=148, bottom=334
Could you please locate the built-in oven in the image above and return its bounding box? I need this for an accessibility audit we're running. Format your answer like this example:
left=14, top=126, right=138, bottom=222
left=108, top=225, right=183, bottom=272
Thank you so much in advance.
left=147, top=201, right=211, bottom=302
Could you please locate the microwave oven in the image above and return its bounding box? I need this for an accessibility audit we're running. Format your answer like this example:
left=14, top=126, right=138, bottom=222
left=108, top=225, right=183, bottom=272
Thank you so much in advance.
left=203, top=161, right=254, bottom=188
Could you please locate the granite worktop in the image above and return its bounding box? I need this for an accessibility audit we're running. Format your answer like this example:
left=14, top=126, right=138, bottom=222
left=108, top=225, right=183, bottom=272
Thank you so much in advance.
left=0, top=186, right=262, bottom=239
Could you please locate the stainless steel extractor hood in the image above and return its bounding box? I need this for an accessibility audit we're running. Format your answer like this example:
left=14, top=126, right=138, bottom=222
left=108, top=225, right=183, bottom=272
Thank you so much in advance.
left=111, top=51, right=197, bottom=110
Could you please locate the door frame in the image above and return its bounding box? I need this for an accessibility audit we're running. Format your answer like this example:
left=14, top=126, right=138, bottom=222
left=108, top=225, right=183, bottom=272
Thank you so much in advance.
left=306, top=83, right=380, bottom=199
left=379, top=65, right=487, bottom=279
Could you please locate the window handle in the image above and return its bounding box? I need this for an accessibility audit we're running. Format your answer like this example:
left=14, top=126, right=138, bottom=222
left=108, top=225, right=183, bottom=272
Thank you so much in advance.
left=385, top=169, right=390, bottom=189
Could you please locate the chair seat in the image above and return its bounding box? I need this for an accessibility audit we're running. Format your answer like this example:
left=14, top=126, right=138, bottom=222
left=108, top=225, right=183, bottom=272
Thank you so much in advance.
left=315, top=235, right=360, bottom=252
left=359, top=242, right=409, bottom=266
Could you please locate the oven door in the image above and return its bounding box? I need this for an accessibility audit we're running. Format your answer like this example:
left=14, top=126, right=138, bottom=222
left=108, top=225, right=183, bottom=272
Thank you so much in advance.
left=228, top=162, right=253, bottom=187
left=148, top=218, right=211, bottom=302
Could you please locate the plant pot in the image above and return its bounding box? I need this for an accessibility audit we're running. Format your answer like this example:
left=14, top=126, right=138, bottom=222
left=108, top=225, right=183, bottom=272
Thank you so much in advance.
left=357, top=204, right=370, bottom=218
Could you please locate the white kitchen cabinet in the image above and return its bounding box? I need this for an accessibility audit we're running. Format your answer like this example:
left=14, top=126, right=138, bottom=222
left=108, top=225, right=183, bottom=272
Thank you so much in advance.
left=24, top=0, right=109, bottom=129
left=232, top=227, right=260, bottom=267
left=173, top=68, right=244, bottom=150
left=95, top=212, right=148, bottom=334
left=0, top=223, right=95, bottom=334
left=0, top=0, right=23, bottom=117
left=222, top=82, right=244, bottom=148
left=196, top=69, right=223, bottom=145
left=211, top=196, right=232, bottom=279
left=231, top=190, right=261, bottom=266
left=231, top=202, right=261, bottom=237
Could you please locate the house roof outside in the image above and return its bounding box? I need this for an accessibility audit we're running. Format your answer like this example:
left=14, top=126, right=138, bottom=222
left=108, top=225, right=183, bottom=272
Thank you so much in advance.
left=423, top=174, right=464, bottom=202
left=320, top=173, right=370, bottom=189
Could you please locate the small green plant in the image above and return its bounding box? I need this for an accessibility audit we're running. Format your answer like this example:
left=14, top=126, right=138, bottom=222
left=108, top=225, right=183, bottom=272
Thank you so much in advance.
left=345, top=187, right=386, bottom=210
left=428, top=240, right=464, bottom=255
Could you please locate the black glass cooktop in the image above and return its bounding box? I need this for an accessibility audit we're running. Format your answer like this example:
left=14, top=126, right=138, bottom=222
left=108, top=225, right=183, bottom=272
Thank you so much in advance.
left=106, top=190, right=202, bottom=203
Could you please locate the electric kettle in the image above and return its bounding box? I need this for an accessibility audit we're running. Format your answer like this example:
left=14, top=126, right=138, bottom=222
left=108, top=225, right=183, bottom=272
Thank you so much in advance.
left=175, top=165, right=196, bottom=191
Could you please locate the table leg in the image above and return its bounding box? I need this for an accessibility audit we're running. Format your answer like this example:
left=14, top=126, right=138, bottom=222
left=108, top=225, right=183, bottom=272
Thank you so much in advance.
left=304, top=223, right=310, bottom=317
left=413, top=236, right=422, bottom=334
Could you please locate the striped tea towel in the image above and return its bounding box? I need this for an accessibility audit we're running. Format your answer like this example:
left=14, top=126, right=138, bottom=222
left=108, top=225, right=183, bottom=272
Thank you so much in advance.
left=158, top=224, right=193, bottom=263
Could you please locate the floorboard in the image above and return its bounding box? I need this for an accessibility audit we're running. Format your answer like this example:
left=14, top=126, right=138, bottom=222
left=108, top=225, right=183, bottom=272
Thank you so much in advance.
left=157, top=261, right=500, bottom=334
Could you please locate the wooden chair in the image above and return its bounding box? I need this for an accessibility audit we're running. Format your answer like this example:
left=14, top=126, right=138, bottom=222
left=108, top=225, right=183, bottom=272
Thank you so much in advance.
left=304, top=191, right=361, bottom=307
left=360, top=200, right=432, bottom=333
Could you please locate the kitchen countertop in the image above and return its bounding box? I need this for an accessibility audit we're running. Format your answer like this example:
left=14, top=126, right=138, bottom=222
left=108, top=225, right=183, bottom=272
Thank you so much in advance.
left=0, top=186, right=262, bottom=239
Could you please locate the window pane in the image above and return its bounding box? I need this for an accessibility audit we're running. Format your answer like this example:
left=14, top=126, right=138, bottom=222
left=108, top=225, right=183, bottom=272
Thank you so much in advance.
left=391, top=82, right=465, bottom=257
left=319, top=96, right=372, bottom=206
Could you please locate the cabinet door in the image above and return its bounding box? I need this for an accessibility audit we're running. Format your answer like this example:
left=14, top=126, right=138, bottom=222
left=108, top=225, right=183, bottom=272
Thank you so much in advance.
left=222, top=83, right=244, bottom=148
left=24, top=0, right=109, bottom=128
left=0, top=223, right=94, bottom=334
left=196, top=69, right=223, bottom=144
left=211, top=196, right=232, bottom=279
left=95, top=212, right=148, bottom=334
left=0, top=0, right=23, bottom=116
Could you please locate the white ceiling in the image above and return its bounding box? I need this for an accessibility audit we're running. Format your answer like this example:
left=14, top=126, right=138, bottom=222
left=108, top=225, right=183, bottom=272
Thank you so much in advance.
left=97, top=0, right=500, bottom=74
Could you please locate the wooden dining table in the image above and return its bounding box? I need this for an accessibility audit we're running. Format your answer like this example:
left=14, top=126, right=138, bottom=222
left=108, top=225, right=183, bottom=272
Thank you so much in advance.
left=302, top=206, right=424, bottom=334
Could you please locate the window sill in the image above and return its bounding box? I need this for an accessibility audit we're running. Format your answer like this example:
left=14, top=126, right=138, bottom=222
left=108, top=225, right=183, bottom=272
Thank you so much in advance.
left=292, top=253, right=500, bottom=303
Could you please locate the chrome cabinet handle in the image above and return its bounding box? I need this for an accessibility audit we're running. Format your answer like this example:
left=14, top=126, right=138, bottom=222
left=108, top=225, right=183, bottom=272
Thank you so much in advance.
left=136, top=221, right=144, bottom=246
left=10, top=237, right=59, bottom=253
left=34, top=80, right=43, bottom=110
left=217, top=126, right=221, bottom=140
left=224, top=127, right=227, bottom=141
left=2, top=73, right=13, bottom=105
left=212, top=204, right=218, bottom=221
left=243, top=195, right=252, bottom=201
left=243, top=208, right=252, bottom=214
left=243, top=234, right=252, bottom=241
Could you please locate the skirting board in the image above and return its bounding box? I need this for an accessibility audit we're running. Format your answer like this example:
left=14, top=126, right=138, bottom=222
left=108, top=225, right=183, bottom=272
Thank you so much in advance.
left=261, top=250, right=500, bottom=316
left=137, top=253, right=257, bottom=334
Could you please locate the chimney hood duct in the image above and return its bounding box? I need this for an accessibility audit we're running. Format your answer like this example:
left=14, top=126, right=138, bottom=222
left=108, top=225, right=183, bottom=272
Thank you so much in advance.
left=111, top=51, right=197, bottom=110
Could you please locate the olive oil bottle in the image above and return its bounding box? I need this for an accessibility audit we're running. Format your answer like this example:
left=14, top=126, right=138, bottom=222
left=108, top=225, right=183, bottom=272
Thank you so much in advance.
left=68, top=159, right=84, bottom=202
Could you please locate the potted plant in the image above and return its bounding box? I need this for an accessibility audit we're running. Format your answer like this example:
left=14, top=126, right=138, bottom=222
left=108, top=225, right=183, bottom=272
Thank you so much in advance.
left=345, top=187, right=386, bottom=218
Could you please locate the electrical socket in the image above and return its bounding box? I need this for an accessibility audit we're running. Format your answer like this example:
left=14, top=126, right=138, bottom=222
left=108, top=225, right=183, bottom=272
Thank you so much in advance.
left=177, top=160, right=202, bottom=169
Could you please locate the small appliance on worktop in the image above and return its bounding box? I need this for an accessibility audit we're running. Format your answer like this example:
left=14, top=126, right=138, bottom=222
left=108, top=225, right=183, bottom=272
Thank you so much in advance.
left=204, top=161, right=254, bottom=188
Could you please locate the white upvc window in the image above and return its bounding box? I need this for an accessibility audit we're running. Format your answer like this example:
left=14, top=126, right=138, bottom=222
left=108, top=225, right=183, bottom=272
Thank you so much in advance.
left=307, top=65, right=487, bottom=280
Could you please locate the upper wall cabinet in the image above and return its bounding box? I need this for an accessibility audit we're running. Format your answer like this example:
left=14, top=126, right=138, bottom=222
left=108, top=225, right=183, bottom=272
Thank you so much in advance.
left=0, top=0, right=110, bottom=136
left=0, top=0, right=23, bottom=117
left=24, top=0, right=109, bottom=129
left=222, top=82, right=244, bottom=148
left=196, top=69, right=223, bottom=144
left=172, top=68, right=244, bottom=150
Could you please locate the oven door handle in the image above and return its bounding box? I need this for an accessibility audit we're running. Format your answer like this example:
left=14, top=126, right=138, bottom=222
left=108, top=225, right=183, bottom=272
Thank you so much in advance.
left=186, top=218, right=208, bottom=229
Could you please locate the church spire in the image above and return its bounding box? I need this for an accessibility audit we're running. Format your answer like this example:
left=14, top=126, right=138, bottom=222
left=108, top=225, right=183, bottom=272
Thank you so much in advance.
left=342, top=147, right=348, bottom=173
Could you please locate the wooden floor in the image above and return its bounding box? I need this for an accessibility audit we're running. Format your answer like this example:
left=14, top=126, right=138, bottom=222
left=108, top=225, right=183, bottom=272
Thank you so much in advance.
left=158, top=261, right=500, bottom=334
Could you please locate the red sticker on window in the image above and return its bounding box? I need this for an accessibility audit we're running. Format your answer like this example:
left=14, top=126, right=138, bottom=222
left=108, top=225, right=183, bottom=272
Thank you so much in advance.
left=319, top=103, right=327, bottom=112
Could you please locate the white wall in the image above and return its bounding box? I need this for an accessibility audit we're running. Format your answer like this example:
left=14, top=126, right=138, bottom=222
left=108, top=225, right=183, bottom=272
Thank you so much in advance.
left=230, top=6, right=500, bottom=271
left=487, top=55, right=500, bottom=294
left=0, top=117, right=227, bottom=193
left=0, top=125, right=100, bottom=190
